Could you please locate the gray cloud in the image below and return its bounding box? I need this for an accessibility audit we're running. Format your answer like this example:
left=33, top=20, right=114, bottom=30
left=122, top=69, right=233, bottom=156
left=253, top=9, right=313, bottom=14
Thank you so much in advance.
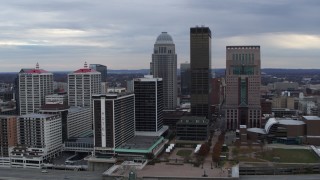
left=0, top=0, right=319, bottom=71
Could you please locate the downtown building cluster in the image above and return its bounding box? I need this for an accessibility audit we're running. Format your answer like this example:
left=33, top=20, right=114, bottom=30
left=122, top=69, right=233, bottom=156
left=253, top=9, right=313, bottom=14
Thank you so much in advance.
left=1, top=26, right=320, bottom=173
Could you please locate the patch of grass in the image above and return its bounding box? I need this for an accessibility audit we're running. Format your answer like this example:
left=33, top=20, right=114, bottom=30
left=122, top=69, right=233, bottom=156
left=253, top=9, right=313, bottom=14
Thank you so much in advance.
left=260, top=148, right=320, bottom=163
left=176, top=149, right=192, bottom=158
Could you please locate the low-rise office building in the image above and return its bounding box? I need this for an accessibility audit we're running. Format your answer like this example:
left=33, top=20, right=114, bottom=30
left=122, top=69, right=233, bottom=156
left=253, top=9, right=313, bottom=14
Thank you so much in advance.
left=176, top=116, right=209, bottom=141
left=246, top=116, right=320, bottom=145
left=303, top=116, right=320, bottom=145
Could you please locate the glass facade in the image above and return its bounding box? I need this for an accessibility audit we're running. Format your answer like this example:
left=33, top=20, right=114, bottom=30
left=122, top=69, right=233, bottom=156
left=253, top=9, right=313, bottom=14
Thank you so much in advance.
left=190, top=27, right=212, bottom=119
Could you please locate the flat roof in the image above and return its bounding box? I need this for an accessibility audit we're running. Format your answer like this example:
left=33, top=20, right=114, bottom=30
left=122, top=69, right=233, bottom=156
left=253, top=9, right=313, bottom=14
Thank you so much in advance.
left=115, top=136, right=164, bottom=153
left=19, top=113, right=57, bottom=119
left=303, top=116, right=320, bottom=121
left=247, top=128, right=267, bottom=134
left=265, top=118, right=305, bottom=133
left=278, top=119, right=305, bottom=125
left=68, top=106, right=89, bottom=112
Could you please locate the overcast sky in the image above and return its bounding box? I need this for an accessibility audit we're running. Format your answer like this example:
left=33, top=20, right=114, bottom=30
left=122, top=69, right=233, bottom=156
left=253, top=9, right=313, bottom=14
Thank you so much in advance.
left=0, top=0, right=319, bottom=72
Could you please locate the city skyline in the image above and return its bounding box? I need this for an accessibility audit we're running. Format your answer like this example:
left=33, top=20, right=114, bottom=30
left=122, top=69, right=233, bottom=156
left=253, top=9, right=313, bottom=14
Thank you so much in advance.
left=0, top=0, right=320, bottom=72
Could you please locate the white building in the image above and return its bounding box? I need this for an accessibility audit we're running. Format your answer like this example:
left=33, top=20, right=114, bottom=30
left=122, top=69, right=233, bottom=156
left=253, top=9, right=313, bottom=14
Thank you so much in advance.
left=68, top=62, right=101, bottom=108
left=45, top=93, right=68, bottom=105
left=18, top=63, right=53, bottom=115
left=12, top=113, right=62, bottom=168
left=150, top=32, right=177, bottom=110
left=17, top=113, right=62, bottom=158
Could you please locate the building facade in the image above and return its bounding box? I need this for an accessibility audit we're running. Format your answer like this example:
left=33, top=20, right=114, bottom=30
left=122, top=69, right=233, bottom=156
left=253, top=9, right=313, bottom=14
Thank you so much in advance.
left=180, top=62, right=191, bottom=96
left=18, top=64, right=53, bottom=115
left=176, top=116, right=209, bottom=141
left=0, top=116, right=17, bottom=157
left=150, top=32, right=177, bottom=110
left=45, top=93, right=68, bottom=105
left=17, top=114, right=62, bottom=159
left=39, top=105, right=92, bottom=142
left=303, top=116, right=320, bottom=145
left=68, top=62, right=101, bottom=108
left=190, top=27, right=212, bottom=119
left=225, top=46, right=261, bottom=130
left=93, top=93, right=135, bottom=152
left=89, top=64, right=107, bottom=82
left=67, top=107, right=92, bottom=138
left=134, top=75, right=164, bottom=134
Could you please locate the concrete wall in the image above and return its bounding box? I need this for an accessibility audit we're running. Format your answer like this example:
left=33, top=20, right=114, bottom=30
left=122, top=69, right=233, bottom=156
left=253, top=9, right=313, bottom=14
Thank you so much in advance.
left=286, top=125, right=305, bottom=138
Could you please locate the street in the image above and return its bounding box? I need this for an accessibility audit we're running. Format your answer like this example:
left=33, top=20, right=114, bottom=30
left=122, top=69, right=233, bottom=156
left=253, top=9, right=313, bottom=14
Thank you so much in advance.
left=241, top=175, right=320, bottom=180
left=0, top=167, right=102, bottom=180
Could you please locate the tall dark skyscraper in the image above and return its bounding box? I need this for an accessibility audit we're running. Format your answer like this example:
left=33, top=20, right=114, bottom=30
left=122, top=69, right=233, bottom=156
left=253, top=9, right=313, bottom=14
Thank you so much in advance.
left=134, top=75, right=165, bottom=136
left=180, top=62, right=191, bottom=96
left=190, top=27, right=212, bottom=119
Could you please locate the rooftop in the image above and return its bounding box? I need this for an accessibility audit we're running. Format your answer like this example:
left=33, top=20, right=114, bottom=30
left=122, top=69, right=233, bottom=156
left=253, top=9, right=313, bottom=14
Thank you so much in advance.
left=247, top=128, right=267, bottom=134
left=19, top=113, right=58, bottom=119
left=155, top=32, right=174, bottom=45
left=72, top=62, right=100, bottom=74
left=68, top=106, right=90, bottom=113
left=134, top=75, right=162, bottom=82
left=278, top=119, right=305, bottom=125
left=19, top=63, right=50, bottom=74
left=92, top=92, right=134, bottom=99
left=20, top=69, right=50, bottom=74
left=116, top=136, right=163, bottom=153
left=265, top=118, right=305, bottom=133
left=303, top=116, right=320, bottom=121
left=73, top=68, right=98, bottom=73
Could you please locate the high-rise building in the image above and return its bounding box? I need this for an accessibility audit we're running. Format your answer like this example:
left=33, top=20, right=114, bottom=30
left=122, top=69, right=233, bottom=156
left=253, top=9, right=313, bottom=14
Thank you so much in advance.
left=190, top=27, right=212, bottom=119
left=18, top=63, right=53, bottom=115
left=150, top=32, right=177, bottom=110
left=134, top=75, right=166, bottom=136
left=68, top=62, right=101, bottom=108
left=39, top=105, right=92, bottom=142
left=225, top=46, right=261, bottom=130
left=0, top=115, right=17, bottom=157
left=89, top=64, right=107, bottom=82
left=180, top=62, right=191, bottom=96
left=17, top=113, right=62, bottom=159
left=93, top=93, right=135, bottom=152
